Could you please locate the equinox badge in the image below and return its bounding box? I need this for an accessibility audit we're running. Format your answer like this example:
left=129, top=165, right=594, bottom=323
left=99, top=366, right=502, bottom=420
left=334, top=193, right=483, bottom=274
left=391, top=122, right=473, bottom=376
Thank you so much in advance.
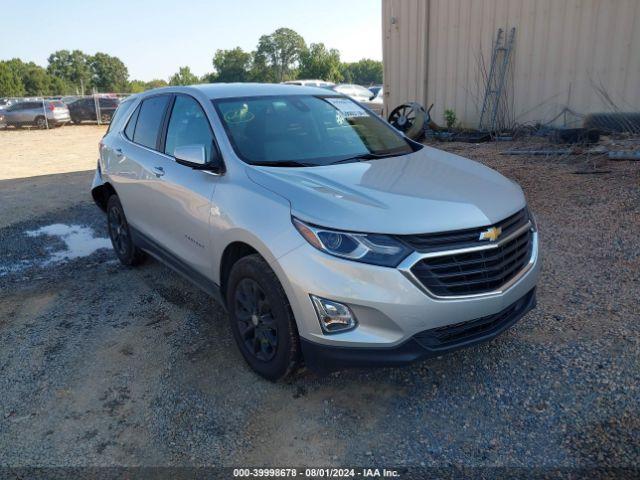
left=479, top=226, right=502, bottom=242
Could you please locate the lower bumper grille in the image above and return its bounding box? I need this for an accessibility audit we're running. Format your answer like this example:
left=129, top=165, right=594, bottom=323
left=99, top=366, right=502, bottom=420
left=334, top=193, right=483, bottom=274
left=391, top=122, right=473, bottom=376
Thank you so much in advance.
left=414, top=288, right=536, bottom=350
left=410, top=228, right=533, bottom=296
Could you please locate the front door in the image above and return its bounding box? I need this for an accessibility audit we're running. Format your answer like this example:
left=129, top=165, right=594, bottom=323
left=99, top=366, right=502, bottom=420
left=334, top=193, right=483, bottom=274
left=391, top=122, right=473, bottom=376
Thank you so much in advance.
left=145, top=94, right=221, bottom=279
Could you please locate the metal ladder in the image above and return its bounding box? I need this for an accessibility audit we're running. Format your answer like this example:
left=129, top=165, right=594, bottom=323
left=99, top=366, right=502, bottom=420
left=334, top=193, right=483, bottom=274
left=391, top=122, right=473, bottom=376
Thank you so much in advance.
left=479, top=27, right=516, bottom=132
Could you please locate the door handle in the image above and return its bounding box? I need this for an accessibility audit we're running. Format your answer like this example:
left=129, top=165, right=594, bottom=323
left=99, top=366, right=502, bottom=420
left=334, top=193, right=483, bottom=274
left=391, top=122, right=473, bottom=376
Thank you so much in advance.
left=115, top=148, right=123, bottom=157
left=152, top=166, right=165, bottom=177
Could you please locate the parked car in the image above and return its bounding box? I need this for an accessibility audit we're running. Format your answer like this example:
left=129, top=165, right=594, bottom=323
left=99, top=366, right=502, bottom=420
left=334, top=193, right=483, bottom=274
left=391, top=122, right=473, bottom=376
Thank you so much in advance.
left=284, top=79, right=335, bottom=88
left=68, top=96, right=120, bottom=124
left=92, top=84, right=539, bottom=380
left=327, top=84, right=384, bottom=116
left=368, top=85, right=383, bottom=97
left=1, top=100, right=70, bottom=128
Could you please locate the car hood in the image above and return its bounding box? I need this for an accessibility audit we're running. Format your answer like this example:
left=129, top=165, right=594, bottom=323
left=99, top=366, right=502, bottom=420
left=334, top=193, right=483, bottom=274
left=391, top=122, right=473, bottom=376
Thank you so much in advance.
left=246, top=146, right=526, bottom=234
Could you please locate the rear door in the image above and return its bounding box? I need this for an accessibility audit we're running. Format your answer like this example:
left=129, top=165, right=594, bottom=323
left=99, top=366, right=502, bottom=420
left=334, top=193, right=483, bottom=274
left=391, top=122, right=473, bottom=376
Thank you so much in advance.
left=81, top=98, right=95, bottom=119
left=13, top=103, right=35, bottom=123
left=109, top=94, right=172, bottom=240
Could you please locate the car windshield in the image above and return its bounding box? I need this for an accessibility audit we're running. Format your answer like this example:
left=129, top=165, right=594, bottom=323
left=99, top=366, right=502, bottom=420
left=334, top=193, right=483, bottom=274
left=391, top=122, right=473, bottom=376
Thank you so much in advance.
left=213, top=95, right=414, bottom=166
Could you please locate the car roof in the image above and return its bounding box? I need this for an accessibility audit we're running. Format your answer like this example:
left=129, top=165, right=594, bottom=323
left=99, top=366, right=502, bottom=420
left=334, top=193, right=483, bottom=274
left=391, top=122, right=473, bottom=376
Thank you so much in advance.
left=139, top=83, right=335, bottom=100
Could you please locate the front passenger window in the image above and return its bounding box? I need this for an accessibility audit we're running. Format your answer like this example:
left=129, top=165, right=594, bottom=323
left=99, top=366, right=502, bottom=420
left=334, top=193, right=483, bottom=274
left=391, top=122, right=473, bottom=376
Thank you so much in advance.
left=165, top=96, right=215, bottom=162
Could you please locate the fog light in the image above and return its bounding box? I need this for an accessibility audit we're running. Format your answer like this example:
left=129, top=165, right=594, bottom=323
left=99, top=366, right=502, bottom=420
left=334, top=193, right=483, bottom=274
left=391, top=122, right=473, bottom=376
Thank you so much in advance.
left=310, top=295, right=357, bottom=334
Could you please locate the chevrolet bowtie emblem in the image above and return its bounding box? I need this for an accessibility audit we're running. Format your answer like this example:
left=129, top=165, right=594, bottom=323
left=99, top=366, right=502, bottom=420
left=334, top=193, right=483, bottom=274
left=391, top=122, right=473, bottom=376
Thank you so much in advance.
left=479, top=226, right=502, bottom=242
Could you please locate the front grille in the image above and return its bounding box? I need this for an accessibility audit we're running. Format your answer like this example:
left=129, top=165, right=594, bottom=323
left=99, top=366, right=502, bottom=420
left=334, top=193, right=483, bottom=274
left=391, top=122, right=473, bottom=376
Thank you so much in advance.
left=414, top=289, right=535, bottom=350
left=410, top=227, right=533, bottom=296
left=398, top=208, right=529, bottom=253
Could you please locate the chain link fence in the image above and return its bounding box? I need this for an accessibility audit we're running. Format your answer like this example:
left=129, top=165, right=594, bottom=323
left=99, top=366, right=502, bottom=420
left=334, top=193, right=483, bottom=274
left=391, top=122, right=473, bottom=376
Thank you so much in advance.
left=0, top=93, right=131, bottom=130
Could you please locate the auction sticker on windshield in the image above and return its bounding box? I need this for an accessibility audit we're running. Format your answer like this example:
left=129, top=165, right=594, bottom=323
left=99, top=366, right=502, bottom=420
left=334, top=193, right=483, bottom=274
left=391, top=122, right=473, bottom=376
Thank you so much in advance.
left=325, top=98, right=368, bottom=118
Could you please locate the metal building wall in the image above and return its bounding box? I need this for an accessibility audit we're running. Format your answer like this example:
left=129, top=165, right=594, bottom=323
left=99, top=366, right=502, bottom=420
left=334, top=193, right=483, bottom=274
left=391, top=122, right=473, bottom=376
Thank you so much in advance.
left=382, top=0, right=640, bottom=127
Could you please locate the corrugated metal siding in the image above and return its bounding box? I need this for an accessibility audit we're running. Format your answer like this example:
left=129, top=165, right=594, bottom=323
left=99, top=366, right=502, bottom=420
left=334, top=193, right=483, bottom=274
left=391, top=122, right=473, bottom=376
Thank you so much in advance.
left=382, top=0, right=429, bottom=116
left=382, top=0, right=640, bottom=127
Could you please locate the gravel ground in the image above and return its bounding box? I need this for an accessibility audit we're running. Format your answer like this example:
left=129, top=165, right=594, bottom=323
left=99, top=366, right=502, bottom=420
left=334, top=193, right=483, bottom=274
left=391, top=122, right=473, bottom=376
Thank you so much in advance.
left=0, top=132, right=638, bottom=469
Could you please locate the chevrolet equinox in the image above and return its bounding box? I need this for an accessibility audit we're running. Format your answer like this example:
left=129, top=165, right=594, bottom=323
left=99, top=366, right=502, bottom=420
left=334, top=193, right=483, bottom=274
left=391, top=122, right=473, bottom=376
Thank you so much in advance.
left=92, top=84, right=539, bottom=380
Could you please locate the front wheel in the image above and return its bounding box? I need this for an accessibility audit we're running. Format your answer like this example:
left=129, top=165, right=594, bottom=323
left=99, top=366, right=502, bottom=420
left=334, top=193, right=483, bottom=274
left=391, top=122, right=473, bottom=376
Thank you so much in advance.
left=107, top=195, right=145, bottom=266
left=226, top=254, right=300, bottom=381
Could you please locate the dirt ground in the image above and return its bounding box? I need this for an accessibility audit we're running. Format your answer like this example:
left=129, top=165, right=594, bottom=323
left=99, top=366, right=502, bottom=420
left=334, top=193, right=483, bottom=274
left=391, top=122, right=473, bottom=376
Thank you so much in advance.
left=0, top=125, right=105, bottom=181
left=0, top=125, right=106, bottom=227
left=0, top=126, right=638, bottom=469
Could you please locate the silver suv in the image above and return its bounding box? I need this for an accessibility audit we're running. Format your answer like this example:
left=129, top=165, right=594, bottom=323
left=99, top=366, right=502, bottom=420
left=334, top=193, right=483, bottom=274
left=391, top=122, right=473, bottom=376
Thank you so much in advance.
left=92, top=84, right=539, bottom=380
left=2, top=100, right=70, bottom=128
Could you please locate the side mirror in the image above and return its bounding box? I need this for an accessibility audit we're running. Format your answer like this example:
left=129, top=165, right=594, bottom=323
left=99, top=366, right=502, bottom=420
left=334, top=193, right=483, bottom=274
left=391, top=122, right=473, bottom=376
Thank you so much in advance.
left=369, top=94, right=376, bottom=101
left=174, top=144, right=207, bottom=168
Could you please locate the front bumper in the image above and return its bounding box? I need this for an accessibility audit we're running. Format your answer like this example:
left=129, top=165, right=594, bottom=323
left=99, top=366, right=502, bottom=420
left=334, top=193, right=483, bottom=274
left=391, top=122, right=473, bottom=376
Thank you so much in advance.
left=275, top=230, right=540, bottom=360
left=301, top=288, right=536, bottom=372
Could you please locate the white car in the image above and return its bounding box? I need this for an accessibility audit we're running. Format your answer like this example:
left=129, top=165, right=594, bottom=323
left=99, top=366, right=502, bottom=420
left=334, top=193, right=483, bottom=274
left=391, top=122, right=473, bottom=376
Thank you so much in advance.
left=283, top=79, right=335, bottom=88
left=329, top=84, right=384, bottom=116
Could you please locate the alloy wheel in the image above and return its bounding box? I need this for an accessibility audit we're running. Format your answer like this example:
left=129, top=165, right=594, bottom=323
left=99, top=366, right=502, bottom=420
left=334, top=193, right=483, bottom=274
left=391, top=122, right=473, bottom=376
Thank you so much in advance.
left=108, top=206, right=129, bottom=256
left=234, top=278, right=278, bottom=362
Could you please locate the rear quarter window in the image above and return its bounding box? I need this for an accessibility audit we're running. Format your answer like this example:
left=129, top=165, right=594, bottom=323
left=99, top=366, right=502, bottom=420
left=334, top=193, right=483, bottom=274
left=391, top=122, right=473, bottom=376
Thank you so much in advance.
left=124, top=104, right=140, bottom=139
left=108, top=99, right=134, bottom=134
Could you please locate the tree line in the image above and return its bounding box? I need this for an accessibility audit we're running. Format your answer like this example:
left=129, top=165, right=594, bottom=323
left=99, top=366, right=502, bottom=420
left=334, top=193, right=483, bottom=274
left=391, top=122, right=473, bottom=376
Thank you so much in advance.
left=0, top=27, right=382, bottom=97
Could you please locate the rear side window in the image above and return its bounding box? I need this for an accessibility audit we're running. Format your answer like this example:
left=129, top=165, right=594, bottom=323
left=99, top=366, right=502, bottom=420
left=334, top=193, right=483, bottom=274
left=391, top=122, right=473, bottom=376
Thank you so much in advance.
left=164, top=95, right=215, bottom=161
left=132, top=95, right=170, bottom=150
left=100, top=97, right=118, bottom=107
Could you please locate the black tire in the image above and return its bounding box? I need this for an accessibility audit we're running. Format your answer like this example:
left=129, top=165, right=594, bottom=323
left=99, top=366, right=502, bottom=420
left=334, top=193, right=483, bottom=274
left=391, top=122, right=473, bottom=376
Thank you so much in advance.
left=226, top=254, right=300, bottom=381
left=106, top=195, right=145, bottom=266
left=72, top=117, right=81, bottom=125
left=35, top=116, right=47, bottom=129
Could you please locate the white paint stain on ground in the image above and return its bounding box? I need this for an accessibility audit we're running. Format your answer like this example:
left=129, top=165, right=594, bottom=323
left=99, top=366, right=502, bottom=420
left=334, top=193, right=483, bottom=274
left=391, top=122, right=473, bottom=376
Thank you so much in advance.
left=0, top=260, right=35, bottom=277
left=26, top=224, right=111, bottom=264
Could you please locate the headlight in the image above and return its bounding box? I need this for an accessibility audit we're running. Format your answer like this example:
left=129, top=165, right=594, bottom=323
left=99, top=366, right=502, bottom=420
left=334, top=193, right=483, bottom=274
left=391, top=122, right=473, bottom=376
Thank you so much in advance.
left=292, top=217, right=411, bottom=267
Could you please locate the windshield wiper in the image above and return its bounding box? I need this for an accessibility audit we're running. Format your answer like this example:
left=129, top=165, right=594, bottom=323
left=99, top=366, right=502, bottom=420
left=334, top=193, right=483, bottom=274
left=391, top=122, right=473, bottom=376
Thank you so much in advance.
left=252, top=160, right=313, bottom=167
left=329, top=152, right=400, bottom=165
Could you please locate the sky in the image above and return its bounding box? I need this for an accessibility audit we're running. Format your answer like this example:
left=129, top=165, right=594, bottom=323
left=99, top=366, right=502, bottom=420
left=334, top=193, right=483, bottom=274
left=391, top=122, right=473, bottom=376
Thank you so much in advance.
left=1, top=0, right=382, bottom=81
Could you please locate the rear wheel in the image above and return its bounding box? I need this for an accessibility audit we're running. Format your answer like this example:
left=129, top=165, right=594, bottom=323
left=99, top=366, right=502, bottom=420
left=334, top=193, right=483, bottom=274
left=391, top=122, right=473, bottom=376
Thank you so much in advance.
left=107, top=195, right=145, bottom=266
left=35, top=116, right=47, bottom=129
left=226, top=254, right=300, bottom=381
